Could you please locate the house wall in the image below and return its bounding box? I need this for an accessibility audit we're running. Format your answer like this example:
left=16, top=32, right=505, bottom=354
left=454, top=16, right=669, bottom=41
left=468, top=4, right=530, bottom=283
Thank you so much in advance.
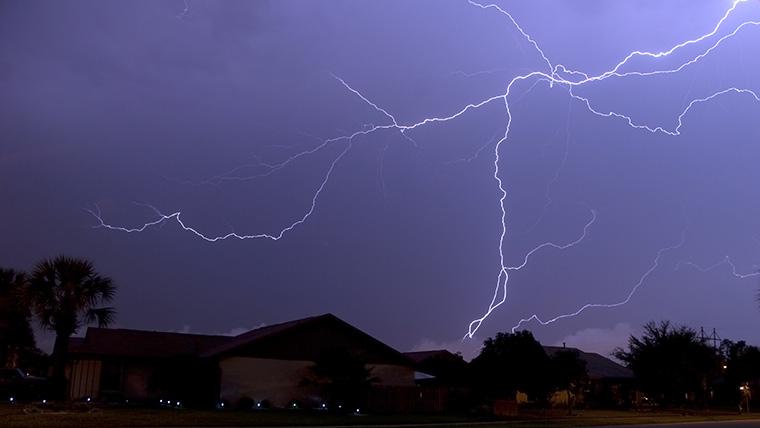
left=368, top=364, right=415, bottom=386
left=219, top=357, right=415, bottom=408
left=67, top=359, right=101, bottom=399
left=123, top=363, right=153, bottom=400
left=219, top=357, right=313, bottom=407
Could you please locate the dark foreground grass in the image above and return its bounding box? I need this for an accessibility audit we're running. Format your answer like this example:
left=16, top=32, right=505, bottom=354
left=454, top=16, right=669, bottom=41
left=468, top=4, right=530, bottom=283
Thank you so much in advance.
left=0, top=405, right=758, bottom=428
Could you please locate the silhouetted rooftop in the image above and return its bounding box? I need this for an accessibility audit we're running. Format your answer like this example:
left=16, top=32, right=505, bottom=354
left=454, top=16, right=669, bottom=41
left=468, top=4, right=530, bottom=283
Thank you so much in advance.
left=544, top=346, right=633, bottom=379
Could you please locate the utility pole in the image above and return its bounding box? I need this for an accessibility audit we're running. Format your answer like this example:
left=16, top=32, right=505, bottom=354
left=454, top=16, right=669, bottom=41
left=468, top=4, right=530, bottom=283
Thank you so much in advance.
left=711, top=328, right=720, bottom=349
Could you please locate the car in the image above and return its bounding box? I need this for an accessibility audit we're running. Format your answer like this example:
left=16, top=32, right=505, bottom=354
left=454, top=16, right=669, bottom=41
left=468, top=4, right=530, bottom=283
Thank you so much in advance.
left=0, top=368, right=48, bottom=401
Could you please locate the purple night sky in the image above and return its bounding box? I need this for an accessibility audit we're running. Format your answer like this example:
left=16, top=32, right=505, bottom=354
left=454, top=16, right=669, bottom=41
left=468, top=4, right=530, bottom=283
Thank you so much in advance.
left=2, top=0, right=760, bottom=359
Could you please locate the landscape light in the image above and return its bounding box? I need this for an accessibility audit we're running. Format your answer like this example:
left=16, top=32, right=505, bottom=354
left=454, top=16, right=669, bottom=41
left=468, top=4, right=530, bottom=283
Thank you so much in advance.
left=9, top=397, right=14, bottom=403
left=160, top=399, right=164, bottom=404
left=42, top=399, right=46, bottom=404
left=176, top=401, right=181, bottom=407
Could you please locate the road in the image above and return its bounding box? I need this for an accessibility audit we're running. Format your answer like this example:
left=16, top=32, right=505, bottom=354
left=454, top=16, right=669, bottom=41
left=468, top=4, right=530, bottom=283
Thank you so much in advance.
left=596, top=420, right=760, bottom=428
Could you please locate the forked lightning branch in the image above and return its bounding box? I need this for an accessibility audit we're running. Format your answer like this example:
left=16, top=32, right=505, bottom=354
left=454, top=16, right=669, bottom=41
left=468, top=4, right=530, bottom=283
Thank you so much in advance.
left=90, top=0, right=760, bottom=339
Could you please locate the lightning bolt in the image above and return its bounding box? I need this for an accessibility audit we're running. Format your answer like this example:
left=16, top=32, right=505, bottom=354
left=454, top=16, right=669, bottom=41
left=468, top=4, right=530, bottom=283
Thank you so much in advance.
left=510, top=227, right=688, bottom=333
left=89, top=138, right=355, bottom=242
left=92, top=0, right=760, bottom=338
left=465, top=209, right=598, bottom=339
left=676, top=257, right=760, bottom=280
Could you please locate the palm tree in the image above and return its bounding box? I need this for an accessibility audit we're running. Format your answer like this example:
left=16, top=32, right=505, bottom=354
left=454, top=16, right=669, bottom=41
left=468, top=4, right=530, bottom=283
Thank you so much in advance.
left=27, top=256, right=115, bottom=398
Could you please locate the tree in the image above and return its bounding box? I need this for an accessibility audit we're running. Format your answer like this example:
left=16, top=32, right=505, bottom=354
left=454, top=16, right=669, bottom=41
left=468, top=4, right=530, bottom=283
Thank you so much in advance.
left=0, top=268, right=37, bottom=368
left=27, top=256, right=116, bottom=399
left=719, top=339, right=760, bottom=404
left=470, top=330, right=551, bottom=402
left=303, top=348, right=378, bottom=410
left=416, top=351, right=469, bottom=386
left=614, top=321, right=720, bottom=406
left=549, top=349, right=588, bottom=414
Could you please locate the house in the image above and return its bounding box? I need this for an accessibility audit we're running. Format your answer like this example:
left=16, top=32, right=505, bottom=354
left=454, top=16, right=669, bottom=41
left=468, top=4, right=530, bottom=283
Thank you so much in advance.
left=67, top=327, right=226, bottom=404
left=66, top=314, right=417, bottom=410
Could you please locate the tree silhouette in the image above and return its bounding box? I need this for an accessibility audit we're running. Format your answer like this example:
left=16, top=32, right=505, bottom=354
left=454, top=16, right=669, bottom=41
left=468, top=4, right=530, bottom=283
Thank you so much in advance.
left=27, top=256, right=115, bottom=398
left=303, top=348, right=377, bottom=409
left=549, top=349, right=588, bottom=414
left=720, top=339, right=760, bottom=404
left=0, top=268, right=36, bottom=368
left=471, top=330, right=551, bottom=402
left=614, top=321, right=720, bottom=406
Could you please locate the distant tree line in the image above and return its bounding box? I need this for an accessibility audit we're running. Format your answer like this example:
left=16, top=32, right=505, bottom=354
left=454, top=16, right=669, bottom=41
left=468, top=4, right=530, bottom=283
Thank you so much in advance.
left=614, top=321, right=760, bottom=409
left=466, top=321, right=760, bottom=411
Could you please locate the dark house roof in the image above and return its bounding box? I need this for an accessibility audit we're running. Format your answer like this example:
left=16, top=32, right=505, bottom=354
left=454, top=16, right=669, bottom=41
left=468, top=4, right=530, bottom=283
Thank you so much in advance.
left=69, top=313, right=412, bottom=367
left=202, top=313, right=412, bottom=366
left=200, top=314, right=328, bottom=357
left=69, top=328, right=230, bottom=359
left=543, top=346, right=632, bottom=380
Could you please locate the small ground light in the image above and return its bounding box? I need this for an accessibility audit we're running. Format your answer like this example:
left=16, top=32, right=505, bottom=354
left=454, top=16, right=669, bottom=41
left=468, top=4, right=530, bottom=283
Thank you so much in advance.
left=9, top=397, right=14, bottom=403
left=176, top=401, right=181, bottom=407
left=42, top=399, right=47, bottom=404
left=86, top=397, right=91, bottom=402
left=256, top=402, right=261, bottom=408
left=160, top=399, right=164, bottom=404
left=355, top=408, right=360, bottom=414
left=321, top=403, right=326, bottom=408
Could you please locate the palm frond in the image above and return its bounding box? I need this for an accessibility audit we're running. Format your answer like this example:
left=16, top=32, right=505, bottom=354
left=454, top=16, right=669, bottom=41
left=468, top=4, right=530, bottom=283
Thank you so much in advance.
left=27, top=255, right=116, bottom=332
left=85, top=307, right=116, bottom=328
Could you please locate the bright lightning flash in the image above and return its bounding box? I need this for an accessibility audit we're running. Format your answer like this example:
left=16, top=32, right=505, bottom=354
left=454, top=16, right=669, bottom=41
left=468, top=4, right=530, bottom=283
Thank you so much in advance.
left=90, top=0, right=760, bottom=339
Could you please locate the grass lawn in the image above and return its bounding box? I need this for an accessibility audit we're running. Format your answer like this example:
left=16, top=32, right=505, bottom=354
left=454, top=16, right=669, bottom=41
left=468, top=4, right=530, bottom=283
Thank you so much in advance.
left=0, top=405, right=759, bottom=428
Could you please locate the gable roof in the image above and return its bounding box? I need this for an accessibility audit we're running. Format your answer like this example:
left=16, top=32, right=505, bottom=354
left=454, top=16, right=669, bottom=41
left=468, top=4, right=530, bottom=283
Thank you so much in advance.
left=69, top=328, right=230, bottom=359
left=543, top=346, right=632, bottom=379
left=201, top=313, right=412, bottom=366
left=200, top=314, right=328, bottom=357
